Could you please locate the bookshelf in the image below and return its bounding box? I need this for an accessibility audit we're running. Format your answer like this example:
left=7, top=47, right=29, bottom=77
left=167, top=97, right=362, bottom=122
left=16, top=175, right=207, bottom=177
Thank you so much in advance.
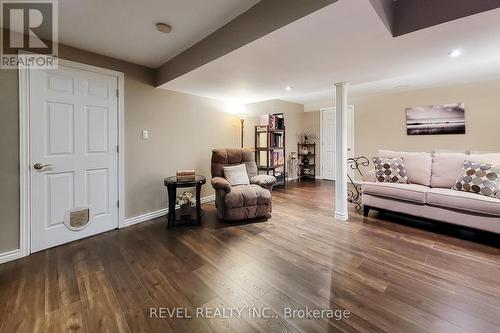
left=298, top=143, right=316, bottom=180
left=255, top=113, right=286, bottom=187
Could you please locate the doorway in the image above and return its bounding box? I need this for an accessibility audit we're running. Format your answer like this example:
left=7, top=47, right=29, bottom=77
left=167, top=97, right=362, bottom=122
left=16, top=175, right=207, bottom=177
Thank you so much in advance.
left=20, top=59, right=125, bottom=253
left=320, top=106, right=355, bottom=180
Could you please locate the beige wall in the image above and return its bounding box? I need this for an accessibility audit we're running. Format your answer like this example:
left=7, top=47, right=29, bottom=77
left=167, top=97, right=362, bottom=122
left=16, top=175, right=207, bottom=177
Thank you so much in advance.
left=0, top=43, right=239, bottom=253
left=306, top=79, right=500, bottom=180
left=353, top=80, right=500, bottom=158
left=243, top=99, right=306, bottom=176
left=0, top=69, right=20, bottom=252
left=125, top=86, right=239, bottom=218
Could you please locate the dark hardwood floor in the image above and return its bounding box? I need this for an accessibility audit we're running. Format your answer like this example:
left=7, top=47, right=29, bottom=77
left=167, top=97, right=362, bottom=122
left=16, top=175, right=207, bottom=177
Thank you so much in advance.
left=1, top=180, right=500, bottom=333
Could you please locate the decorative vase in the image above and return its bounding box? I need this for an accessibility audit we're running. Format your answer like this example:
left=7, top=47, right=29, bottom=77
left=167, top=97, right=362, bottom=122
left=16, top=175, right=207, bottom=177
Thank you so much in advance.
left=302, top=157, right=309, bottom=165
left=300, top=147, right=308, bottom=155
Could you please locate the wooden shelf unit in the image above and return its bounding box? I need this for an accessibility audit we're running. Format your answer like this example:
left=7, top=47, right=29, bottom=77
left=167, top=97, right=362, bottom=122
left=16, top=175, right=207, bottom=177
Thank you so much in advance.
left=255, top=113, right=286, bottom=187
left=298, top=143, right=316, bottom=180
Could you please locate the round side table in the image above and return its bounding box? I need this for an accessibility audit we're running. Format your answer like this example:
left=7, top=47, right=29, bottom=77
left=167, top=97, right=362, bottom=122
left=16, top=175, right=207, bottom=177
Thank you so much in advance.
left=164, top=175, right=206, bottom=229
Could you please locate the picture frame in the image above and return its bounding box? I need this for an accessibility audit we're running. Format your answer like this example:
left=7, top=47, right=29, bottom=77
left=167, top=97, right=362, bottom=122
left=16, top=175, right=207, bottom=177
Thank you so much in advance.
left=406, top=103, right=466, bottom=135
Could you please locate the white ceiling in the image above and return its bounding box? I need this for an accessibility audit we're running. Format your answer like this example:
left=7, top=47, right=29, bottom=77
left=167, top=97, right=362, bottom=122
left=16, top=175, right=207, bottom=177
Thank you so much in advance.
left=159, top=0, right=500, bottom=109
left=56, top=0, right=260, bottom=68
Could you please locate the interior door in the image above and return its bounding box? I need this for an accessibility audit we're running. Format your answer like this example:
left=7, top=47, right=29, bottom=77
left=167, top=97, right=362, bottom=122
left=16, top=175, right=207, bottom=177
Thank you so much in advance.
left=321, top=107, right=354, bottom=181
left=30, top=63, right=119, bottom=252
left=322, top=111, right=336, bottom=180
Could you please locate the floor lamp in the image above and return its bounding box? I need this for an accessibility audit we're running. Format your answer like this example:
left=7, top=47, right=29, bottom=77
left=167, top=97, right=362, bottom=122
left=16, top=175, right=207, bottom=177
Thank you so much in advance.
left=238, top=113, right=247, bottom=148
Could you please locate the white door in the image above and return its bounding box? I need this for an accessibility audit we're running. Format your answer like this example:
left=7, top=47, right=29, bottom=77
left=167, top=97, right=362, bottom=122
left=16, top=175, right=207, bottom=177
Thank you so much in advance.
left=30, top=64, right=119, bottom=252
left=322, top=111, right=336, bottom=180
left=321, top=107, right=354, bottom=181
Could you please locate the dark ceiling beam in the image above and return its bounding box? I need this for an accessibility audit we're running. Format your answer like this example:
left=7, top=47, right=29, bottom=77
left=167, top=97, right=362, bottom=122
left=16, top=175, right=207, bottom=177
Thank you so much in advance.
left=394, top=0, right=500, bottom=36
left=370, top=0, right=500, bottom=37
left=155, top=0, right=338, bottom=87
left=369, top=0, right=395, bottom=33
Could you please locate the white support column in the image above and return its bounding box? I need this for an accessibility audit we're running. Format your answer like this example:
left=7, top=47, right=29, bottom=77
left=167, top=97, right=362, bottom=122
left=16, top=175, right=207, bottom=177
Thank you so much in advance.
left=334, top=82, right=348, bottom=221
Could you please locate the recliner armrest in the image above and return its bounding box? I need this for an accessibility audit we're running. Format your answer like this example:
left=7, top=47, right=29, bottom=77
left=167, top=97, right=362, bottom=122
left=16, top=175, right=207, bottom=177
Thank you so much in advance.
left=250, top=175, right=276, bottom=190
left=211, top=177, right=231, bottom=193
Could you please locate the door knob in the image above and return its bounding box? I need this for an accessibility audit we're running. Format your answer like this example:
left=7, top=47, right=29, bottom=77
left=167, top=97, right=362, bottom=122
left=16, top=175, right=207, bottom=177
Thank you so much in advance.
left=33, top=163, right=52, bottom=170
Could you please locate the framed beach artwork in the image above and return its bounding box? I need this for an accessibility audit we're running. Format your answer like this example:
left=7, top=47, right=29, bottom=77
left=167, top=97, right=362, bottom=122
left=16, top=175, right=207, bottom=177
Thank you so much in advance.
left=406, top=103, right=466, bottom=135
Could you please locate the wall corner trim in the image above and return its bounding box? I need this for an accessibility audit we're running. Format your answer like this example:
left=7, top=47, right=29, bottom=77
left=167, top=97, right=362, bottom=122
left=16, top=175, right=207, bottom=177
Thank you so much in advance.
left=19, top=63, right=30, bottom=259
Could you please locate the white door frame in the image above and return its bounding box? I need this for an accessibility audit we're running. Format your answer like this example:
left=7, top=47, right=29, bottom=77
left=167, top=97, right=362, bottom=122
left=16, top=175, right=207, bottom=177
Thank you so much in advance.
left=319, top=105, right=355, bottom=180
left=19, top=58, right=125, bottom=257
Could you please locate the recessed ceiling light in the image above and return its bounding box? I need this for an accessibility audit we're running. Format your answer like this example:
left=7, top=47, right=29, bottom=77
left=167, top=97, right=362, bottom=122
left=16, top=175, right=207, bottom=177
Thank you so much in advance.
left=156, top=23, right=172, bottom=34
left=448, top=49, right=462, bottom=58
left=285, top=86, right=293, bottom=91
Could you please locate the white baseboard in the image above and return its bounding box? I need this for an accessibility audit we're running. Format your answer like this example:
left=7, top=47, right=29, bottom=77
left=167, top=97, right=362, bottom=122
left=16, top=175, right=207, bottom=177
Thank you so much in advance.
left=123, top=194, right=215, bottom=227
left=123, top=208, right=167, bottom=227
left=0, top=249, right=22, bottom=265
left=0, top=195, right=216, bottom=264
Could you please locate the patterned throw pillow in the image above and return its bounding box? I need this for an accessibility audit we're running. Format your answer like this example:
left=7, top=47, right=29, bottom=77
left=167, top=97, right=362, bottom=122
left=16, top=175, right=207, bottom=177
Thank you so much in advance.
left=373, top=157, right=409, bottom=183
left=453, top=161, right=500, bottom=198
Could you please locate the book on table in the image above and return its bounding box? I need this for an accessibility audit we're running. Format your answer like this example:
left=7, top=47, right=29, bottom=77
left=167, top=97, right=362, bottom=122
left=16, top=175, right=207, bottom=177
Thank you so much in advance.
left=176, top=170, right=195, bottom=180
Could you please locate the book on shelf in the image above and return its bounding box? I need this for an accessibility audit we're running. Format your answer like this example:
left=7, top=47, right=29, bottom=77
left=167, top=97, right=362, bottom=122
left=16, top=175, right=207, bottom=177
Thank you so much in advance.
left=272, top=151, right=285, bottom=166
left=272, top=132, right=283, bottom=148
left=259, top=114, right=285, bottom=130
left=269, top=115, right=276, bottom=129
left=258, top=132, right=283, bottom=149
left=276, top=116, right=284, bottom=130
left=258, top=151, right=285, bottom=167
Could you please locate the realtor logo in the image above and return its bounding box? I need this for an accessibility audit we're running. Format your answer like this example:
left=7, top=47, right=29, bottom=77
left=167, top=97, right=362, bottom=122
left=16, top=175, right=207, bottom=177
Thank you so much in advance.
left=1, top=0, right=58, bottom=69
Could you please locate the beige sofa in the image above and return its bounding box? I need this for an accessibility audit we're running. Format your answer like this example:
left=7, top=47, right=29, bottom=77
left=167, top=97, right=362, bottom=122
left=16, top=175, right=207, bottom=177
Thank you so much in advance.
left=362, top=150, right=500, bottom=234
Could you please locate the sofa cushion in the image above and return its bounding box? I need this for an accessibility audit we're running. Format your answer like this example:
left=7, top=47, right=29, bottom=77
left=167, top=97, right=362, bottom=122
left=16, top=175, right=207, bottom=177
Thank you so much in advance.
left=223, top=164, right=249, bottom=186
left=468, top=153, right=500, bottom=166
left=224, top=184, right=271, bottom=209
left=431, top=152, right=500, bottom=188
left=362, top=182, right=430, bottom=204
left=378, top=150, right=432, bottom=186
left=427, top=188, right=500, bottom=216
left=453, top=161, right=500, bottom=198
left=431, top=153, right=467, bottom=188
left=435, top=149, right=466, bottom=154
left=250, top=175, right=276, bottom=189
left=470, top=151, right=500, bottom=154
left=373, top=157, right=409, bottom=183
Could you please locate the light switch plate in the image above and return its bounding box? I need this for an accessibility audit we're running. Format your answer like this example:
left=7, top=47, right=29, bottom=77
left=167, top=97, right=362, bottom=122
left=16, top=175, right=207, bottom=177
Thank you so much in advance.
left=142, top=130, right=149, bottom=139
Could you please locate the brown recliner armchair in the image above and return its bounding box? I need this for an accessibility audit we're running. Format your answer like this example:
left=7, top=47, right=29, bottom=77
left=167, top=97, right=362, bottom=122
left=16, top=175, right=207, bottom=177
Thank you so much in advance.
left=211, top=148, right=276, bottom=221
